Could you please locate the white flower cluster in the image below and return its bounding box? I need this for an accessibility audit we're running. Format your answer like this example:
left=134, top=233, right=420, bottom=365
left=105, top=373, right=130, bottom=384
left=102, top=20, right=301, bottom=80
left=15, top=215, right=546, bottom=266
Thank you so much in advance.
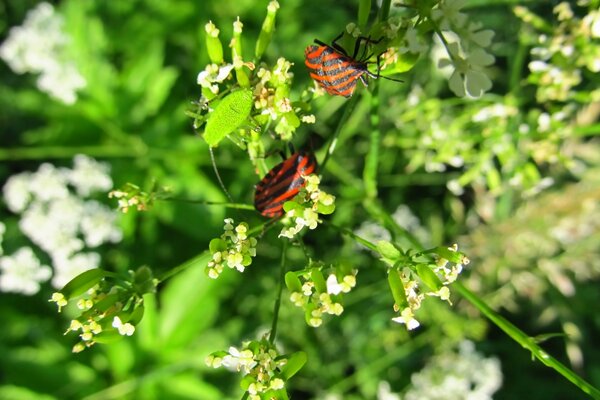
left=392, top=244, right=469, bottom=330
left=206, top=219, right=258, bottom=279
left=0, top=2, right=86, bottom=104
left=279, top=175, right=335, bottom=239
left=402, top=341, right=502, bottom=400
left=1, top=155, right=122, bottom=294
left=431, top=0, right=496, bottom=97
left=516, top=3, right=600, bottom=102
left=254, top=57, right=315, bottom=139
left=289, top=271, right=356, bottom=327
left=206, top=342, right=286, bottom=399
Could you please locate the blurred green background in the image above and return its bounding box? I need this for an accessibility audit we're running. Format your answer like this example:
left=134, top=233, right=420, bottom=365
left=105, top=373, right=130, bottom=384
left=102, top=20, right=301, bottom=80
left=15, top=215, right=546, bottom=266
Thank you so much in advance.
left=1, top=0, right=600, bottom=399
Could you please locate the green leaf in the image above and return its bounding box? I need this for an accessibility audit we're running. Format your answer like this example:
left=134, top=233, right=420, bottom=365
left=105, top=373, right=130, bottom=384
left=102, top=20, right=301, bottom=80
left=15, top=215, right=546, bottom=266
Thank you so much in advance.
left=128, top=304, right=145, bottom=325
left=280, top=351, right=307, bottom=379
left=316, top=202, right=336, bottom=215
left=416, top=264, right=443, bottom=291
left=311, top=269, right=327, bottom=293
left=209, top=238, right=227, bottom=253
left=204, top=89, right=253, bottom=147
left=433, top=246, right=466, bottom=264
left=377, top=240, right=401, bottom=260
left=93, top=329, right=123, bottom=344
left=60, top=269, right=107, bottom=299
left=387, top=270, right=408, bottom=308
left=285, top=272, right=302, bottom=292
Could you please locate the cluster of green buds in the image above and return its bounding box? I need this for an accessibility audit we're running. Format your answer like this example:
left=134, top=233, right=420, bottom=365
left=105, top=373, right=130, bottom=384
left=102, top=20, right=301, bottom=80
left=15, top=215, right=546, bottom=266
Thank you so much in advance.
left=285, top=262, right=356, bottom=327
left=279, top=174, right=336, bottom=239
left=109, top=182, right=168, bottom=213
left=206, top=339, right=306, bottom=400
left=378, top=241, right=469, bottom=330
left=49, top=266, right=155, bottom=352
left=190, top=0, right=316, bottom=156
left=207, top=218, right=258, bottom=279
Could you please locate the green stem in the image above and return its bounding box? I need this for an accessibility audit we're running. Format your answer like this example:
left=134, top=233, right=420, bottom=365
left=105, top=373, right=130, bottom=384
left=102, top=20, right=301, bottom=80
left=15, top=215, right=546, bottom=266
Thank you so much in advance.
left=363, top=84, right=380, bottom=199
left=162, top=198, right=255, bottom=211
left=320, top=94, right=360, bottom=171
left=455, top=282, right=600, bottom=400
left=378, top=0, right=392, bottom=21
left=0, top=145, right=147, bottom=160
left=325, top=221, right=378, bottom=252
left=509, top=34, right=528, bottom=97
left=157, top=252, right=210, bottom=283
left=269, top=241, right=288, bottom=343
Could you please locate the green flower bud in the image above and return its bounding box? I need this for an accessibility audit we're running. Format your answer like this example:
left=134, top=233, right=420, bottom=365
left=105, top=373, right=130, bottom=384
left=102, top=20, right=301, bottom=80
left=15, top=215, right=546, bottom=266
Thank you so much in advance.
left=255, top=1, right=280, bottom=60
left=205, top=21, right=224, bottom=64
left=231, top=18, right=250, bottom=88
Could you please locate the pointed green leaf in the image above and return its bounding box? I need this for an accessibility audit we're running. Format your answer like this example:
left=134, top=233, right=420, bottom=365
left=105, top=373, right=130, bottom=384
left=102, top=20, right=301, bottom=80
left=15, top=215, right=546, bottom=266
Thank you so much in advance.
left=387, top=269, right=407, bottom=308
left=285, top=272, right=302, bottom=293
left=416, top=264, right=443, bottom=291
left=204, top=89, right=253, bottom=147
left=280, top=351, right=307, bottom=379
left=60, top=268, right=107, bottom=299
left=377, top=240, right=401, bottom=260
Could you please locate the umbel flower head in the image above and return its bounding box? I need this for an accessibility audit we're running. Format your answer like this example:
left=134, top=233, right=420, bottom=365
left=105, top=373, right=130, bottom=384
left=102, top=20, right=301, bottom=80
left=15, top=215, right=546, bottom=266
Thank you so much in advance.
left=49, top=266, right=155, bottom=352
left=206, top=339, right=306, bottom=400
left=279, top=174, right=336, bottom=240
left=206, top=219, right=258, bottom=279
left=380, top=241, right=469, bottom=330
left=285, top=262, right=356, bottom=327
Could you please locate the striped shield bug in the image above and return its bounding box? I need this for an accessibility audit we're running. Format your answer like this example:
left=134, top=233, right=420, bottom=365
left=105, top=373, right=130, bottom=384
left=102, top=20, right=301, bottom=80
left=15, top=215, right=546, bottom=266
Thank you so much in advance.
left=254, top=151, right=318, bottom=218
left=304, top=32, right=401, bottom=98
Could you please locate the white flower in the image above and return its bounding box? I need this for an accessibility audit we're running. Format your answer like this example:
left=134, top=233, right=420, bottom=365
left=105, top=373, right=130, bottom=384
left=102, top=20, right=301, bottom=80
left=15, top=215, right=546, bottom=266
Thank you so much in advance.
left=0, top=247, right=52, bottom=295
left=28, top=163, right=70, bottom=202
left=197, top=64, right=234, bottom=94
left=439, top=40, right=495, bottom=98
left=112, top=316, right=135, bottom=336
left=67, top=155, right=113, bottom=196
left=0, top=222, right=5, bottom=255
left=403, top=341, right=502, bottom=400
left=392, top=307, right=420, bottom=330
left=432, top=0, right=468, bottom=29
left=0, top=2, right=86, bottom=104
left=3, top=173, right=33, bottom=213
left=80, top=201, right=123, bottom=247
left=399, top=26, right=428, bottom=55
left=326, top=274, right=343, bottom=295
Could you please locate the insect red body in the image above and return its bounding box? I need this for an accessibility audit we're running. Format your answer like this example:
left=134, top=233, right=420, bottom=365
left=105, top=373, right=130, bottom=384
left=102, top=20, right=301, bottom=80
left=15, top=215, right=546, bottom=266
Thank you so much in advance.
left=254, top=152, right=317, bottom=218
left=304, top=43, right=371, bottom=98
left=305, top=33, right=401, bottom=98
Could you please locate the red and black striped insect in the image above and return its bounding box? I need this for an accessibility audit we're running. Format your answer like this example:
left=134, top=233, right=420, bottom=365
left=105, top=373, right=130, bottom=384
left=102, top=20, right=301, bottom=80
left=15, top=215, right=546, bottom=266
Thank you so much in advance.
left=254, top=151, right=317, bottom=218
left=305, top=32, right=400, bottom=98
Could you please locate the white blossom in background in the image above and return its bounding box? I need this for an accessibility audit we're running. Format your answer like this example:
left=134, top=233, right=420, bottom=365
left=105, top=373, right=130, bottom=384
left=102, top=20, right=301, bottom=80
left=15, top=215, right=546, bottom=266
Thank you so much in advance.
left=0, top=247, right=52, bottom=295
left=0, top=2, right=86, bottom=104
left=402, top=341, right=502, bottom=400
left=1, top=155, right=122, bottom=294
left=0, top=222, right=5, bottom=255
left=431, top=0, right=496, bottom=98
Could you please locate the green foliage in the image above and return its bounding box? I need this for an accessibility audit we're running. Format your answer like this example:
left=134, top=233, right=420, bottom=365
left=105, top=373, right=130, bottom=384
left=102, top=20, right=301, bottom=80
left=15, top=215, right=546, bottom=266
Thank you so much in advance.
left=1, top=0, right=600, bottom=399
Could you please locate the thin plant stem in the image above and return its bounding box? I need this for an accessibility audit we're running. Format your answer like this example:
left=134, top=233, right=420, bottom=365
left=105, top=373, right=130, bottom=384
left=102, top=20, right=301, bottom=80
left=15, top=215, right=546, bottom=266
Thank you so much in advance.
left=363, top=83, right=380, bottom=199
left=269, top=240, right=288, bottom=344
left=157, top=251, right=210, bottom=284
left=160, top=197, right=255, bottom=211
left=320, top=94, right=361, bottom=171
left=324, top=221, right=378, bottom=252
left=455, top=282, right=600, bottom=400
left=378, top=0, right=392, bottom=21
